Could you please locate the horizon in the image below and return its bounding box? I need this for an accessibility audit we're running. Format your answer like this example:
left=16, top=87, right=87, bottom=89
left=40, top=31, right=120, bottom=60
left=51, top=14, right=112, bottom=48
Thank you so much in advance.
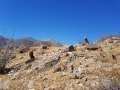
left=0, top=0, right=120, bottom=44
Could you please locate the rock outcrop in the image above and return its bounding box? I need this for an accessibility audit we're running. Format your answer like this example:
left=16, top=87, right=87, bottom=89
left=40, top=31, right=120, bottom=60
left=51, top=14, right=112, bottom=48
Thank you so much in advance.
left=0, top=38, right=120, bottom=90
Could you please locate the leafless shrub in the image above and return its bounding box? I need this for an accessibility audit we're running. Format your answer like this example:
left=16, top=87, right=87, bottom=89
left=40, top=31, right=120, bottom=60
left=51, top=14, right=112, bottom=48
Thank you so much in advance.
left=42, top=39, right=62, bottom=47
left=0, top=30, right=15, bottom=74
left=19, top=42, right=31, bottom=53
left=100, top=32, right=120, bottom=41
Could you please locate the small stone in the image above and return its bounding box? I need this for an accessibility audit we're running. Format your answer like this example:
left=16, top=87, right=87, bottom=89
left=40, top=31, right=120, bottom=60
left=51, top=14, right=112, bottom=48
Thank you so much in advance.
left=78, top=74, right=84, bottom=79
left=78, top=83, right=83, bottom=87
left=67, top=52, right=73, bottom=55
left=61, top=72, right=67, bottom=77
left=69, top=88, right=76, bottom=90
left=44, top=83, right=49, bottom=88
left=29, top=89, right=35, bottom=90
left=85, top=80, right=91, bottom=86
left=82, top=77, right=87, bottom=83
left=76, top=80, right=80, bottom=84
left=91, top=82, right=96, bottom=86
left=28, top=80, right=34, bottom=88
left=70, top=73, right=77, bottom=79
left=53, top=66, right=61, bottom=73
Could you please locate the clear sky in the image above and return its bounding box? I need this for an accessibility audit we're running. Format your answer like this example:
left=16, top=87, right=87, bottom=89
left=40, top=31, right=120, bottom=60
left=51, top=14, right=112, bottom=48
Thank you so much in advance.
left=0, top=0, right=120, bottom=44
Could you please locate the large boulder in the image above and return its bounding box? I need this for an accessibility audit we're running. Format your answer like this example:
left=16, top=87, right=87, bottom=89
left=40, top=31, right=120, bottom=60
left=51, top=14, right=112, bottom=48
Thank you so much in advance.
left=86, top=44, right=100, bottom=50
left=68, top=45, right=75, bottom=52
left=93, top=52, right=116, bottom=62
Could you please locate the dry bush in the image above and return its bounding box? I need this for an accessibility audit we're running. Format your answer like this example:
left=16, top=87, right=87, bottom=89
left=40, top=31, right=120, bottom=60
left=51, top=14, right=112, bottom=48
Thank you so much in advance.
left=0, top=37, right=15, bottom=74
left=0, top=30, right=18, bottom=74
left=43, top=39, right=62, bottom=47
left=99, top=34, right=113, bottom=41
left=100, top=32, right=120, bottom=41
left=19, top=42, right=31, bottom=53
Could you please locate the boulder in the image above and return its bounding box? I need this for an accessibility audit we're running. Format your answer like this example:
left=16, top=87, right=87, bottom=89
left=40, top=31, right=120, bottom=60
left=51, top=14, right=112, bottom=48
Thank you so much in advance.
left=93, top=52, right=116, bottom=62
left=42, top=45, right=47, bottom=49
left=105, top=52, right=116, bottom=62
left=68, top=45, right=75, bottom=52
left=86, top=44, right=100, bottom=50
left=66, top=52, right=73, bottom=57
left=29, top=50, right=35, bottom=59
left=112, top=37, right=120, bottom=40
left=19, top=50, right=23, bottom=53
left=53, top=66, right=61, bottom=73
left=84, top=37, right=89, bottom=44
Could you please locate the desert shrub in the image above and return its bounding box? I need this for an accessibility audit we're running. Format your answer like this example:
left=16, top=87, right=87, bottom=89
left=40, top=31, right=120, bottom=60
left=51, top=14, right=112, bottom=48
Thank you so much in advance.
left=99, top=32, right=120, bottom=41
left=21, top=42, right=31, bottom=52
left=0, top=29, right=17, bottom=74
left=42, top=39, right=62, bottom=47
left=99, top=34, right=112, bottom=41
left=0, top=37, right=15, bottom=74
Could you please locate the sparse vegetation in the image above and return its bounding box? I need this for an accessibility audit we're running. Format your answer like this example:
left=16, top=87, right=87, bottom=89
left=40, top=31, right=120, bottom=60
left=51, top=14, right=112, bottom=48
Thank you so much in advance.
left=99, top=32, right=120, bottom=41
left=42, top=39, right=62, bottom=47
left=0, top=31, right=120, bottom=89
left=0, top=32, right=15, bottom=74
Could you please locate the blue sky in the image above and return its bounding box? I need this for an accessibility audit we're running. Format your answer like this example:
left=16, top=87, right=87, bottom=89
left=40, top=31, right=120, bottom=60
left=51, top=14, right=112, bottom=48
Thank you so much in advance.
left=0, top=0, right=120, bottom=44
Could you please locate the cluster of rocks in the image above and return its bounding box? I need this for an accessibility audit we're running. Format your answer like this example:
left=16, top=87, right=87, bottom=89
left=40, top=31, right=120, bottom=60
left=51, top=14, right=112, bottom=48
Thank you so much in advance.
left=0, top=37, right=120, bottom=89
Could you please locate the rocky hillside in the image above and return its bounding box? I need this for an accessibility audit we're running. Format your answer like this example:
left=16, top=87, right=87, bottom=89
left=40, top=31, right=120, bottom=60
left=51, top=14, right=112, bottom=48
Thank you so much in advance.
left=0, top=37, right=120, bottom=90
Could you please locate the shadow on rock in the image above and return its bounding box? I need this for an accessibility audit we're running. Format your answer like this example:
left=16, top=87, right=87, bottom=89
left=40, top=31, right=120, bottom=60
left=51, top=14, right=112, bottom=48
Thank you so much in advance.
left=0, top=68, right=11, bottom=74
left=0, top=64, right=22, bottom=75
left=26, top=58, right=35, bottom=64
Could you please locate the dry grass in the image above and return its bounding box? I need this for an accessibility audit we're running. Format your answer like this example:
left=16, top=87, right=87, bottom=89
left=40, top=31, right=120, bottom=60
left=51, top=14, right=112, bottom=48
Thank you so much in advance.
left=0, top=36, right=120, bottom=89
